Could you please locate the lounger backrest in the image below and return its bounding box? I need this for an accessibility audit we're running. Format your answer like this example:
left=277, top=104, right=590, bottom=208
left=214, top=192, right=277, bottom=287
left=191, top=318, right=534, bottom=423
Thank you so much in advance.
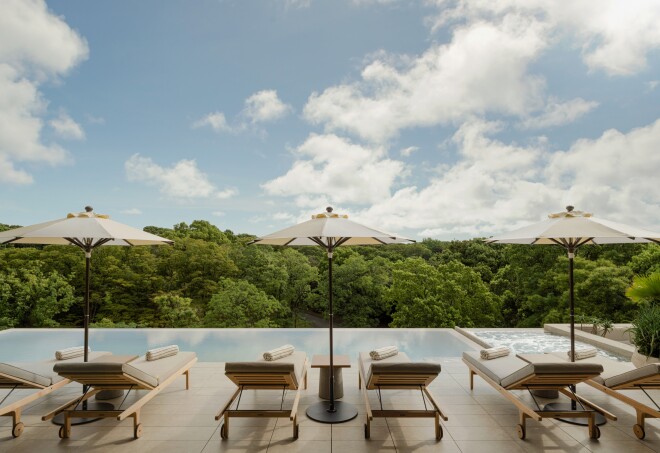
left=0, top=351, right=112, bottom=389
left=501, top=362, right=603, bottom=389
left=368, top=362, right=441, bottom=388
left=360, top=351, right=440, bottom=388
left=224, top=351, right=306, bottom=389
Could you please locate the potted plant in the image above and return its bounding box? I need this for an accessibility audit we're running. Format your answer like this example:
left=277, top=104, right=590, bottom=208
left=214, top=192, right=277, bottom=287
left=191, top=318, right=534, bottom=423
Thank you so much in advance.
left=628, top=303, right=660, bottom=367
left=627, top=271, right=660, bottom=367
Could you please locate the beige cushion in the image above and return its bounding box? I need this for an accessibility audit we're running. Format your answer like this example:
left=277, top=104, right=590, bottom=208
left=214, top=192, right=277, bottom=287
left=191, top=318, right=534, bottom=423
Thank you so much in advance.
left=54, top=351, right=196, bottom=387
left=0, top=351, right=111, bottom=387
left=225, top=351, right=306, bottom=387
left=463, top=351, right=602, bottom=388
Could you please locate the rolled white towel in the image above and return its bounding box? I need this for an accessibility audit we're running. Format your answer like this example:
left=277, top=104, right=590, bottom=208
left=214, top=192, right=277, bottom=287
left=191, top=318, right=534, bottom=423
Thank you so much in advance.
left=568, top=347, right=597, bottom=361
left=370, top=346, right=398, bottom=361
left=263, top=344, right=294, bottom=361
left=146, top=344, right=179, bottom=361
left=480, top=346, right=511, bottom=360
left=55, top=346, right=90, bottom=361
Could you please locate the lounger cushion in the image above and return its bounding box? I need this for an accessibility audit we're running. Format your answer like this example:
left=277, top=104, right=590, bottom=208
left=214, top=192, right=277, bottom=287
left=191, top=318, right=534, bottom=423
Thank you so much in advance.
left=0, top=351, right=111, bottom=387
left=225, top=351, right=306, bottom=388
left=463, top=351, right=527, bottom=386
left=359, top=352, right=441, bottom=385
left=463, top=351, right=602, bottom=388
left=53, top=351, right=196, bottom=388
left=548, top=352, right=656, bottom=388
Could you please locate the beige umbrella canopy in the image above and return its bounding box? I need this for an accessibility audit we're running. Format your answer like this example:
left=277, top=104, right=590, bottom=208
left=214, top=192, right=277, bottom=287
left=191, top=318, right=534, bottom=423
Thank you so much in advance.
left=486, top=206, right=660, bottom=422
left=252, top=207, right=414, bottom=424
left=0, top=206, right=173, bottom=361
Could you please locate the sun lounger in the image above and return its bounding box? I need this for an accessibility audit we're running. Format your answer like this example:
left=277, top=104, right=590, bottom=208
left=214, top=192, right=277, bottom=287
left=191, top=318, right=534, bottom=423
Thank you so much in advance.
left=463, top=351, right=616, bottom=439
left=217, top=351, right=307, bottom=440
left=358, top=351, right=446, bottom=440
left=0, top=351, right=111, bottom=438
left=42, top=351, right=197, bottom=439
left=549, top=352, right=660, bottom=439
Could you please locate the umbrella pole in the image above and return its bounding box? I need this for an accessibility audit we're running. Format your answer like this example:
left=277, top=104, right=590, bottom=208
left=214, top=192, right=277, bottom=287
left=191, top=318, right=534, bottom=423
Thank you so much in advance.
left=305, top=243, right=357, bottom=424
left=84, top=251, right=91, bottom=363
left=53, top=248, right=115, bottom=426
left=545, top=246, right=605, bottom=426
left=328, top=250, right=335, bottom=412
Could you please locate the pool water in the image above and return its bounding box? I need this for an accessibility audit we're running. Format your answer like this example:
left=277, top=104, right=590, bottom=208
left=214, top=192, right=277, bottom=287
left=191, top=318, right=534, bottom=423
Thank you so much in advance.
left=0, top=328, right=475, bottom=362
left=473, top=330, right=628, bottom=362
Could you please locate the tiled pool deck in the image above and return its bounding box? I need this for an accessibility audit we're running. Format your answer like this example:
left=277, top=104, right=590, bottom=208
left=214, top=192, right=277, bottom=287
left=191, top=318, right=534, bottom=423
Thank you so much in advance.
left=2, top=359, right=660, bottom=452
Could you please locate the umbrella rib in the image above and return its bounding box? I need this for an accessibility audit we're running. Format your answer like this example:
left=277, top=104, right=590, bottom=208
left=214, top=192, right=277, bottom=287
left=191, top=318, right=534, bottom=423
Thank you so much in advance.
left=282, top=238, right=297, bottom=247
left=309, top=237, right=327, bottom=248
left=335, top=237, right=350, bottom=248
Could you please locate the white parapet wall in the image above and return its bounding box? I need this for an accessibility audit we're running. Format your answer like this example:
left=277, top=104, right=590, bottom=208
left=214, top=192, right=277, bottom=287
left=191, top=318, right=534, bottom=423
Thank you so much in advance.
left=544, top=324, right=635, bottom=359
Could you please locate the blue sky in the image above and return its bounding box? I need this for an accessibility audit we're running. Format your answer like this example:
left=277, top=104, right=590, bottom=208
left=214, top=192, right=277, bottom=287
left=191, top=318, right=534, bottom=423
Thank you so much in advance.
left=1, top=0, right=659, bottom=239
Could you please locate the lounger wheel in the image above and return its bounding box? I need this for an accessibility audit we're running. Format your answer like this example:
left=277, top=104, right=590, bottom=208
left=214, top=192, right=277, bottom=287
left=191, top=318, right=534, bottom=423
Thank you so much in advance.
left=589, top=425, right=600, bottom=439
left=436, top=424, right=443, bottom=440
left=516, top=424, right=526, bottom=440
left=220, top=423, right=228, bottom=439
left=134, top=423, right=143, bottom=439
left=293, top=423, right=299, bottom=440
left=58, top=425, right=70, bottom=439
left=364, top=423, right=370, bottom=439
left=633, top=424, right=645, bottom=439
left=12, top=422, right=24, bottom=438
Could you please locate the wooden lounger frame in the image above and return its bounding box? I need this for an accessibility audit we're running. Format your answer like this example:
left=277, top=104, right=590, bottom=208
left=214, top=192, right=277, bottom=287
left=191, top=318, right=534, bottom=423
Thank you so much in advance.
left=216, top=358, right=308, bottom=440
left=41, top=356, right=197, bottom=439
left=358, top=363, right=447, bottom=440
left=586, top=374, right=660, bottom=439
left=0, top=373, right=71, bottom=438
left=463, top=358, right=617, bottom=440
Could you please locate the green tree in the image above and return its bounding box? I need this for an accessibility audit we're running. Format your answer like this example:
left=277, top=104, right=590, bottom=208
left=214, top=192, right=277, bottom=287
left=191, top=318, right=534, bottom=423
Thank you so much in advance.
left=154, top=293, right=200, bottom=327
left=204, top=278, right=289, bottom=327
left=387, top=258, right=502, bottom=328
left=0, top=263, right=76, bottom=328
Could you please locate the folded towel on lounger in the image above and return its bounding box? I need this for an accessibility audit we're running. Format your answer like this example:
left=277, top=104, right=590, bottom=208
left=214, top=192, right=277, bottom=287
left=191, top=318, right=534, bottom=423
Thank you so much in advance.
left=263, top=344, right=295, bottom=361
left=568, top=347, right=597, bottom=361
left=480, top=346, right=511, bottom=360
left=370, top=346, right=398, bottom=360
left=146, top=344, right=179, bottom=361
left=55, top=346, right=90, bottom=360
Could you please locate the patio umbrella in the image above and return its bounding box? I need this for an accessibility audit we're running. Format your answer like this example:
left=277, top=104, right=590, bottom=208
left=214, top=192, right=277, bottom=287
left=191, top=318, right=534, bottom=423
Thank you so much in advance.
left=251, top=206, right=414, bottom=423
left=486, top=205, right=660, bottom=421
left=0, top=206, right=173, bottom=421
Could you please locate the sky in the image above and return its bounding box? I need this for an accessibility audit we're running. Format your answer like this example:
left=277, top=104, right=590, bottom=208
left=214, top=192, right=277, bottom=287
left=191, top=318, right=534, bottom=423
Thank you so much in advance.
left=1, top=0, right=659, bottom=240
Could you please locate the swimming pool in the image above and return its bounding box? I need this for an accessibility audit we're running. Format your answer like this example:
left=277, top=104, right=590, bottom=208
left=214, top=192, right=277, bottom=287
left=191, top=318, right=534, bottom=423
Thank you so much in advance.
left=0, top=328, right=476, bottom=362
left=471, top=329, right=628, bottom=362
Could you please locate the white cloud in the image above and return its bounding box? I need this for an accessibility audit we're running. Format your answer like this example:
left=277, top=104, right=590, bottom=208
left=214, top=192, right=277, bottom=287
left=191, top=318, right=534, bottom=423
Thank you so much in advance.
left=212, top=211, right=225, bottom=217
left=262, top=133, right=407, bottom=206
left=49, top=112, right=85, bottom=140
left=244, top=90, right=292, bottom=123
left=0, top=0, right=87, bottom=185
left=400, top=146, right=418, bottom=157
left=337, top=118, right=660, bottom=238
left=124, top=154, right=238, bottom=200
left=521, top=97, right=598, bottom=129
left=429, top=0, right=660, bottom=76
left=121, top=208, right=142, bottom=215
left=545, top=118, right=660, bottom=227
left=193, top=111, right=230, bottom=132
left=648, top=80, right=659, bottom=91
left=304, top=15, right=548, bottom=142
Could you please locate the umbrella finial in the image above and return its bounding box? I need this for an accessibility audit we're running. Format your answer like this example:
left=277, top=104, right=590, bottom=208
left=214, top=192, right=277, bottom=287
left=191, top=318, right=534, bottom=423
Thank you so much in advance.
left=566, top=205, right=574, bottom=212
left=326, top=206, right=333, bottom=213
left=85, top=206, right=93, bottom=213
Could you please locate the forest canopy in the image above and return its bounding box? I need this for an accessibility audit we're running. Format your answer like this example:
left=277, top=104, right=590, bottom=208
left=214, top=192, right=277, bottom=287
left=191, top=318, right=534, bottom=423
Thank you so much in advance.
left=0, top=219, right=658, bottom=330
